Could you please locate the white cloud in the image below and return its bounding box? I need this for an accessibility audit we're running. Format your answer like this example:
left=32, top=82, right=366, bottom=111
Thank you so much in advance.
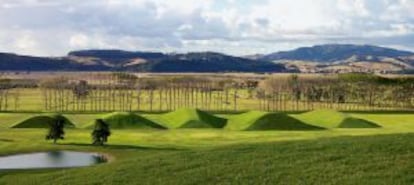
left=69, top=34, right=89, bottom=48
left=0, top=0, right=413, bottom=56
left=13, top=33, right=37, bottom=50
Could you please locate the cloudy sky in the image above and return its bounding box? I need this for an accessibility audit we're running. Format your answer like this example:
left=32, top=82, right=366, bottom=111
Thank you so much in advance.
left=0, top=0, right=413, bottom=56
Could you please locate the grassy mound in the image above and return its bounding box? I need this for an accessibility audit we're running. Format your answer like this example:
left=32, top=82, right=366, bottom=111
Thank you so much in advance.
left=87, top=112, right=166, bottom=129
left=339, top=117, right=381, bottom=128
left=159, top=109, right=227, bottom=129
left=11, top=114, right=75, bottom=128
left=292, top=110, right=381, bottom=129
left=291, top=110, right=345, bottom=128
left=226, top=111, right=323, bottom=131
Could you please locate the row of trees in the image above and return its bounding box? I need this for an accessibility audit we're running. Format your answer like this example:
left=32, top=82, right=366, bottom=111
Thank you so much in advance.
left=257, top=74, right=414, bottom=111
left=40, top=74, right=244, bottom=112
left=1, top=73, right=414, bottom=112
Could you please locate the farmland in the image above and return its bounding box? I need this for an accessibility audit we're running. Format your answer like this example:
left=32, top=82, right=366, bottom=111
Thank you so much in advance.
left=0, top=110, right=413, bottom=184
left=0, top=72, right=413, bottom=184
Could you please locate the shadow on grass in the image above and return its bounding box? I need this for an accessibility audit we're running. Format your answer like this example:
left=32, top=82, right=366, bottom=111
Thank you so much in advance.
left=0, top=138, right=13, bottom=142
left=60, top=143, right=183, bottom=151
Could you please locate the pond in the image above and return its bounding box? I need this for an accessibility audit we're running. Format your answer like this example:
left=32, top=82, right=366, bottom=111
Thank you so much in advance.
left=0, top=151, right=107, bottom=170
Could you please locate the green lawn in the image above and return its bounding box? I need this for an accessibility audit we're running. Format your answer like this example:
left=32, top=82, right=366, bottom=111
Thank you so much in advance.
left=0, top=111, right=413, bottom=184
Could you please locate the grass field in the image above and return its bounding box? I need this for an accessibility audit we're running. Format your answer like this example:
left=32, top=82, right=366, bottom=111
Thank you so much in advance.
left=0, top=110, right=413, bottom=184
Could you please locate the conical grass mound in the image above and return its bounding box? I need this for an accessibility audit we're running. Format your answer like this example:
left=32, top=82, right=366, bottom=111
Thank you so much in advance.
left=87, top=112, right=166, bottom=129
left=159, top=109, right=227, bottom=129
left=11, top=114, right=75, bottom=128
left=339, top=117, right=381, bottom=128
left=292, top=110, right=381, bottom=129
left=226, top=111, right=323, bottom=131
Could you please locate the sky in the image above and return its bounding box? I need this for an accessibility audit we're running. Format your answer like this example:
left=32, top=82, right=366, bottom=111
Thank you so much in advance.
left=0, top=0, right=413, bottom=56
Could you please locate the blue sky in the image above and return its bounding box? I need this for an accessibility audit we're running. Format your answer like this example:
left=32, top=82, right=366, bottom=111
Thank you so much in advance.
left=0, top=0, right=413, bottom=56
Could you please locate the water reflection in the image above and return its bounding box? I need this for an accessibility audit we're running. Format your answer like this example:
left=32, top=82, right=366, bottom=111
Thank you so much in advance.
left=0, top=151, right=107, bottom=170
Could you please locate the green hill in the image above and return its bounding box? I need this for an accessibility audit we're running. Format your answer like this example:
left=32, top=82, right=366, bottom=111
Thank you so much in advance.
left=86, top=112, right=166, bottom=129
left=292, top=110, right=381, bottom=129
left=339, top=117, right=382, bottom=128
left=226, top=111, right=323, bottom=131
left=158, top=109, right=227, bottom=129
left=11, top=114, right=75, bottom=128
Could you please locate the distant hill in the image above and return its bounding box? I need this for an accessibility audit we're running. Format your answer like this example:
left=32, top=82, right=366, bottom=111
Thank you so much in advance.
left=260, top=44, right=414, bottom=63
left=136, top=52, right=285, bottom=72
left=1, top=44, right=413, bottom=73
left=68, top=50, right=165, bottom=60
left=0, top=53, right=111, bottom=71
left=68, top=50, right=165, bottom=67
left=259, top=44, right=414, bottom=73
left=0, top=51, right=286, bottom=72
left=242, top=54, right=265, bottom=60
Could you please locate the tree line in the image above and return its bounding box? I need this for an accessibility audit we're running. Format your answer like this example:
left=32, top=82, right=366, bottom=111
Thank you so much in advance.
left=40, top=73, right=245, bottom=112
left=0, top=73, right=413, bottom=112
left=257, top=74, right=414, bottom=111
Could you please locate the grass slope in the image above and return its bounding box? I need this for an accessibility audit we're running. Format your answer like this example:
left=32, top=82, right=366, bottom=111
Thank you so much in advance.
left=292, top=110, right=381, bottom=129
left=87, top=112, right=166, bottom=129
left=339, top=117, right=381, bottom=128
left=11, top=114, right=75, bottom=128
left=0, top=113, right=34, bottom=128
left=0, top=133, right=412, bottom=184
left=158, top=109, right=227, bottom=129
left=226, top=111, right=323, bottom=131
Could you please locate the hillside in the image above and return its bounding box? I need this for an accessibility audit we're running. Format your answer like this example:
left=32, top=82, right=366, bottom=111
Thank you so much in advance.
left=261, top=44, right=414, bottom=62
left=140, top=52, right=285, bottom=72
left=259, top=44, right=414, bottom=73
left=0, top=53, right=110, bottom=71
left=68, top=50, right=166, bottom=60
left=2, top=44, right=414, bottom=73
left=0, top=51, right=286, bottom=72
left=68, top=50, right=165, bottom=68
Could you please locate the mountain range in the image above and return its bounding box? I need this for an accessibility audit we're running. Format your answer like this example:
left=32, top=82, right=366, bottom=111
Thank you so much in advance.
left=0, top=44, right=413, bottom=73
left=259, top=44, right=414, bottom=73
left=0, top=50, right=285, bottom=73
